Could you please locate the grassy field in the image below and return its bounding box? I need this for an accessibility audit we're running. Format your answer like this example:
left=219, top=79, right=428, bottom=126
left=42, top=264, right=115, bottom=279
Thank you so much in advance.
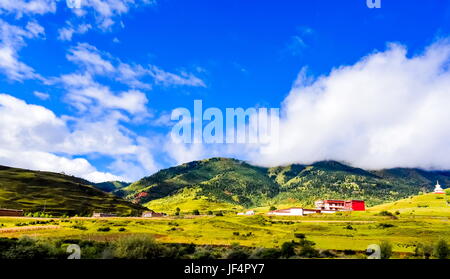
left=1, top=193, right=449, bottom=257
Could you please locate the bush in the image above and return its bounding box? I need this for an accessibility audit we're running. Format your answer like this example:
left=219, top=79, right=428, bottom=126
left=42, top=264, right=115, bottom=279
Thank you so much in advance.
left=269, top=206, right=277, bottom=211
left=71, top=224, right=88, bottom=230
left=207, top=211, right=213, bottom=215
left=226, top=244, right=250, bottom=259
left=414, top=243, right=434, bottom=259
left=192, top=209, right=200, bottom=215
left=294, top=233, right=306, bottom=239
left=250, top=248, right=281, bottom=259
left=97, top=227, right=111, bottom=232
left=380, top=241, right=393, bottom=259
left=215, top=212, right=223, bottom=216
left=434, top=240, right=449, bottom=259
left=233, top=232, right=240, bottom=236
left=118, top=228, right=126, bottom=232
left=192, top=247, right=218, bottom=259
left=113, top=235, right=164, bottom=259
left=376, top=211, right=394, bottom=217
left=377, top=223, right=395, bottom=229
left=280, top=241, right=296, bottom=258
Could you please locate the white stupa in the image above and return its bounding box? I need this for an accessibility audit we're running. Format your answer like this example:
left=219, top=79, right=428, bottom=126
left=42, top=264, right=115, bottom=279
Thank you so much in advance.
left=433, top=181, right=445, bottom=194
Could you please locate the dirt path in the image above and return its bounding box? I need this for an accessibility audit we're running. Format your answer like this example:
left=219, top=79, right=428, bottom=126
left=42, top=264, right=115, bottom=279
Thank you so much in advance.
left=0, top=225, right=60, bottom=233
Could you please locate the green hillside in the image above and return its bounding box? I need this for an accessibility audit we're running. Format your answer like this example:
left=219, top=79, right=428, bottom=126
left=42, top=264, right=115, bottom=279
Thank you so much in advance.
left=0, top=165, right=146, bottom=216
left=122, top=158, right=279, bottom=209
left=123, top=158, right=450, bottom=211
left=367, top=190, right=450, bottom=216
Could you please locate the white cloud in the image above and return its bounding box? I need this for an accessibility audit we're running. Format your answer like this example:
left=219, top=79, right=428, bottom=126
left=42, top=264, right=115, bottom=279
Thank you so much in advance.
left=0, top=0, right=57, bottom=17
left=72, top=0, right=156, bottom=30
left=0, top=93, right=157, bottom=182
left=67, top=43, right=114, bottom=75
left=58, top=23, right=92, bottom=41
left=149, top=65, right=206, bottom=87
left=252, top=40, right=450, bottom=171
left=33, top=91, right=50, bottom=100
left=60, top=73, right=149, bottom=114
left=0, top=19, right=44, bottom=81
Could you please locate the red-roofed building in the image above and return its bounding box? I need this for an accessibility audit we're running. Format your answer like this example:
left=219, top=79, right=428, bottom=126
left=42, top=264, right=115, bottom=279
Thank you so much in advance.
left=315, top=200, right=365, bottom=211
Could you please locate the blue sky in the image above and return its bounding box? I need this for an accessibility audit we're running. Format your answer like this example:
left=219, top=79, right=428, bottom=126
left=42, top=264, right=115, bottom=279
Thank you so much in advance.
left=1, top=0, right=450, bottom=182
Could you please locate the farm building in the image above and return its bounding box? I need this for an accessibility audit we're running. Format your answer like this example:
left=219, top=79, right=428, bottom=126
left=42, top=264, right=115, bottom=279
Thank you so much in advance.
left=0, top=208, right=24, bottom=217
left=142, top=210, right=165, bottom=217
left=92, top=212, right=117, bottom=217
left=314, top=199, right=365, bottom=211
left=267, top=207, right=321, bottom=216
left=237, top=210, right=255, bottom=216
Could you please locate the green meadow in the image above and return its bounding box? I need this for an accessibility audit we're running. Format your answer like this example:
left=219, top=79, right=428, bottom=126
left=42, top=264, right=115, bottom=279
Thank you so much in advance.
left=1, top=193, right=448, bottom=258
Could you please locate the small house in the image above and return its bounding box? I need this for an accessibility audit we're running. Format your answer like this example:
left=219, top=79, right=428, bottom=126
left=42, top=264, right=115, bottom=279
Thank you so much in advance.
left=92, top=212, right=117, bottom=217
left=142, top=210, right=165, bottom=218
left=0, top=208, right=24, bottom=217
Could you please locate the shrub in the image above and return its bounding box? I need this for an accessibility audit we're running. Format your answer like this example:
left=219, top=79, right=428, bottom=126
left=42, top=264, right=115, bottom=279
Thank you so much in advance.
left=71, top=224, right=88, bottom=230
left=294, top=233, right=306, bottom=239
left=233, top=232, right=240, bottom=236
left=207, top=211, right=213, bottom=215
left=434, top=240, right=449, bottom=259
left=192, top=209, right=200, bottom=215
left=250, top=248, right=281, bottom=259
left=343, top=249, right=356, bottom=255
left=226, top=244, right=250, bottom=259
left=97, top=227, right=111, bottom=232
left=192, top=247, right=217, bottom=259
left=269, top=206, right=277, bottom=211
left=415, top=243, right=434, bottom=259
left=377, top=223, right=395, bottom=229
left=118, top=228, right=126, bottom=232
left=280, top=241, right=296, bottom=258
left=380, top=241, right=393, bottom=259
left=376, top=211, right=394, bottom=217
left=344, top=225, right=354, bottom=230
left=215, top=212, right=224, bottom=216
left=113, top=235, right=164, bottom=259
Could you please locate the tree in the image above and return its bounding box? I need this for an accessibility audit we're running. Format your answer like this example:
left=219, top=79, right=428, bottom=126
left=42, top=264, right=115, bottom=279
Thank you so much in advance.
left=175, top=207, right=181, bottom=216
left=434, top=240, right=449, bottom=259
left=380, top=241, right=393, bottom=259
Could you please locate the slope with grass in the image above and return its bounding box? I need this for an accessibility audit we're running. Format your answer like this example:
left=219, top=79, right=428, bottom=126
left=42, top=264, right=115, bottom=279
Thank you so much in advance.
left=123, top=158, right=279, bottom=209
left=0, top=165, right=146, bottom=216
left=123, top=158, right=450, bottom=210
left=367, top=190, right=450, bottom=216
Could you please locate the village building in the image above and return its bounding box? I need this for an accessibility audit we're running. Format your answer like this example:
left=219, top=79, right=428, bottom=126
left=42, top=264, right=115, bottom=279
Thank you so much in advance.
left=433, top=181, right=445, bottom=194
left=142, top=210, right=165, bottom=218
left=314, top=199, right=365, bottom=211
left=0, top=208, right=24, bottom=217
left=92, top=212, right=117, bottom=217
left=237, top=210, right=255, bottom=215
left=267, top=207, right=321, bottom=216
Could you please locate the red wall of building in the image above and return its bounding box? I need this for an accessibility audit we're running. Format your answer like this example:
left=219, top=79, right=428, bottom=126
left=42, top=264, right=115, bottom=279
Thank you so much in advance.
left=351, top=200, right=365, bottom=211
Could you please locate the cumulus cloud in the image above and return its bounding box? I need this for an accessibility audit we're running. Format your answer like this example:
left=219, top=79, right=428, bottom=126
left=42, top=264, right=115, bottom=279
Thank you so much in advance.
left=0, top=93, right=158, bottom=182
left=0, top=19, right=45, bottom=81
left=251, top=40, right=450, bottom=170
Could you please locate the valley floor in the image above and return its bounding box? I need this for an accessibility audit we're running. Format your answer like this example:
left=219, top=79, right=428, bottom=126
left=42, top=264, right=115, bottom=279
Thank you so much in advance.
left=0, top=211, right=448, bottom=258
